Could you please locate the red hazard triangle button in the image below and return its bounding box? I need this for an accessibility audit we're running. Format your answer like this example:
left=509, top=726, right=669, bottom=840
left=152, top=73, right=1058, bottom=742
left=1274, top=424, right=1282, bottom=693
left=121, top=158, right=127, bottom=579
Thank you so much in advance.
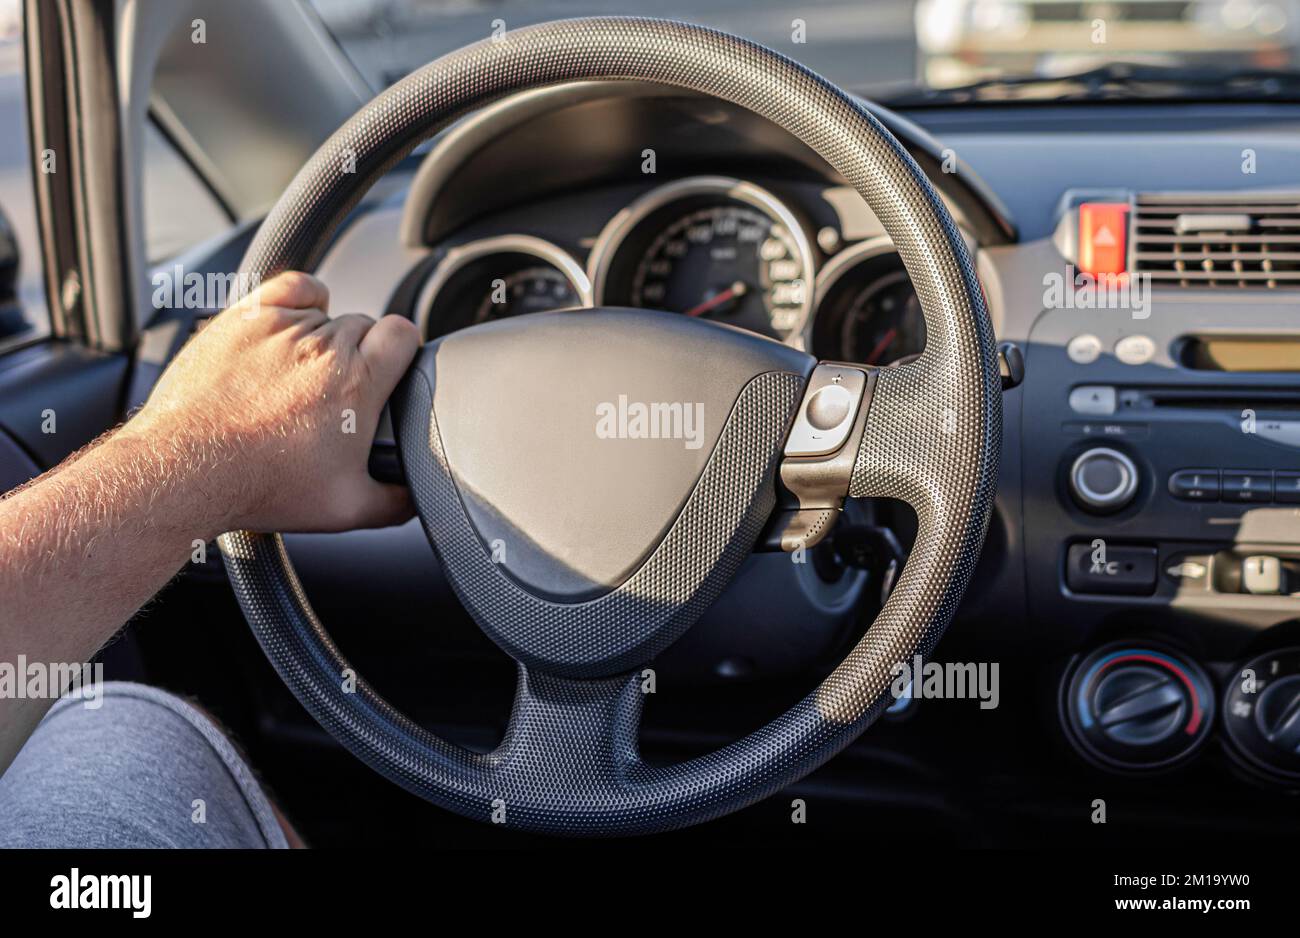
left=1078, top=202, right=1128, bottom=276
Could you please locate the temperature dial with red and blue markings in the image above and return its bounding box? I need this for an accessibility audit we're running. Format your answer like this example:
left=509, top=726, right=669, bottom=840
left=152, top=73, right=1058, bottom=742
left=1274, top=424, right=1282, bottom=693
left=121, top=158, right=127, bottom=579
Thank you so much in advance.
left=1062, top=644, right=1215, bottom=772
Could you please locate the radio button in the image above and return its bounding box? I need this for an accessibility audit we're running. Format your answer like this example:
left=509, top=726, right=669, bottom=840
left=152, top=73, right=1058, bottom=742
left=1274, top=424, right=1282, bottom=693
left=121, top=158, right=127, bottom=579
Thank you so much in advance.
left=1068, top=385, right=1117, bottom=416
left=1115, top=334, right=1157, bottom=366
left=1222, top=470, right=1273, bottom=503
left=1168, top=469, right=1219, bottom=502
left=1067, top=334, right=1103, bottom=364
left=1275, top=471, right=1300, bottom=504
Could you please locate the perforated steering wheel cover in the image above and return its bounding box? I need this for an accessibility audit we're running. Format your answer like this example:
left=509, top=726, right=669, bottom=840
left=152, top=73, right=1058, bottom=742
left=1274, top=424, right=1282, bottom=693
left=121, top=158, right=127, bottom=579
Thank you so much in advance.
left=218, top=16, right=1000, bottom=836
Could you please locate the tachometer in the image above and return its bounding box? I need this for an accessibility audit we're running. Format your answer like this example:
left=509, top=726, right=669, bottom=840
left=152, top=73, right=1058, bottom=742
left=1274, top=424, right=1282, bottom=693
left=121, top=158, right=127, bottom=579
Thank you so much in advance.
left=416, top=235, right=591, bottom=339
left=591, top=177, right=815, bottom=345
left=474, top=266, right=580, bottom=322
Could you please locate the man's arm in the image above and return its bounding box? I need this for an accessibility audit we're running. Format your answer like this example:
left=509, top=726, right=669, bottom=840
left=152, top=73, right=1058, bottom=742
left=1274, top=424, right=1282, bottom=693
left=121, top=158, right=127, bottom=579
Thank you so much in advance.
left=0, top=272, right=420, bottom=772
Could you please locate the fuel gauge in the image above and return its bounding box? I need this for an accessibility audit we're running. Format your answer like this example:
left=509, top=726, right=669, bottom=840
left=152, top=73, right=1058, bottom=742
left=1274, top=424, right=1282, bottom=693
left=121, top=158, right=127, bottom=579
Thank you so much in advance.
left=812, top=239, right=925, bottom=364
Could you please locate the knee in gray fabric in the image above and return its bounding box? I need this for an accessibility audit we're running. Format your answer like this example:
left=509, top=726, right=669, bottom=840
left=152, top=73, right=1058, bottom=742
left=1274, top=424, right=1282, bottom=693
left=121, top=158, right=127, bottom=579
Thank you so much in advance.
left=0, top=681, right=289, bottom=849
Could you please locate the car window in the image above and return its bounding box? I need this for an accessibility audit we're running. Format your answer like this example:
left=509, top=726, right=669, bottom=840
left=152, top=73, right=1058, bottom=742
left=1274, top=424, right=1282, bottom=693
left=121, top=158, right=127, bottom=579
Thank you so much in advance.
left=141, top=121, right=231, bottom=264
left=0, top=1, right=47, bottom=345
left=0, top=4, right=232, bottom=344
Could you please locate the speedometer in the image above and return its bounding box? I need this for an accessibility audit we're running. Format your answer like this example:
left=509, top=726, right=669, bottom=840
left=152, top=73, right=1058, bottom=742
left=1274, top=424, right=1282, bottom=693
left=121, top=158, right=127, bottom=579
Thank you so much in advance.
left=591, top=177, right=815, bottom=345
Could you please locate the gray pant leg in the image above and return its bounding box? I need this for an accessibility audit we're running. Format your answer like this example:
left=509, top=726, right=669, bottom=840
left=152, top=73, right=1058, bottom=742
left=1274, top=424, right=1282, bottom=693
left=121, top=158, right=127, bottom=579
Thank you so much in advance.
left=0, top=681, right=290, bottom=848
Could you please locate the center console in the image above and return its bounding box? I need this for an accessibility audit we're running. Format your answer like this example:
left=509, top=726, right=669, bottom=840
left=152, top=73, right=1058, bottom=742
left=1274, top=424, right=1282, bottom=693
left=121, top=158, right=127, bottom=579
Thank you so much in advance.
left=1022, top=195, right=1300, bottom=783
left=1025, top=293, right=1300, bottom=782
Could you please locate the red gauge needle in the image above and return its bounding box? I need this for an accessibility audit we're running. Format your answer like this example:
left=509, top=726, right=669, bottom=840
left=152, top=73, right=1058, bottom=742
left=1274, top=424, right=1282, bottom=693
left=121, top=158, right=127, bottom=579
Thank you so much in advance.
left=864, top=326, right=898, bottom=365
left=684, top=281, right=747, bottom=318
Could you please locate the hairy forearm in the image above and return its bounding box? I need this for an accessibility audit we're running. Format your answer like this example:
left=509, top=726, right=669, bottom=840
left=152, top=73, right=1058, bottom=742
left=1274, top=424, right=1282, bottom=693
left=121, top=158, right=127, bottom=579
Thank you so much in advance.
left=0, top=272, right=416, bottom=776
left=0, top=427, right=226, bottom=771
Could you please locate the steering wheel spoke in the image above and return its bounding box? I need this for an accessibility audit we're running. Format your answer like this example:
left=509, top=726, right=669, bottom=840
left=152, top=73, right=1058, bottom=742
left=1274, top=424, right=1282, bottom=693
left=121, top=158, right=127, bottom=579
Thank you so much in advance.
left=491, top=667, right=646, bottom=823
left=850, top=359, right=966, bottom=511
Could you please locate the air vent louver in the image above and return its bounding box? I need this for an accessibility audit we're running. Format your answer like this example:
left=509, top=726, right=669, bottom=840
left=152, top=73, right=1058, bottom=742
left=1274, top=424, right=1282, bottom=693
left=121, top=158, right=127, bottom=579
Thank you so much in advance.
left=1132, top=193, right=1300, bottom=288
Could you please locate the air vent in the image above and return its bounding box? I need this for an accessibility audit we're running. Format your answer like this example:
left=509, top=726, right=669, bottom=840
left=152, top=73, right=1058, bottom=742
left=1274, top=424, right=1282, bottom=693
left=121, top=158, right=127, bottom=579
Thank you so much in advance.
left=1132, top=192, right=1300, bottom=288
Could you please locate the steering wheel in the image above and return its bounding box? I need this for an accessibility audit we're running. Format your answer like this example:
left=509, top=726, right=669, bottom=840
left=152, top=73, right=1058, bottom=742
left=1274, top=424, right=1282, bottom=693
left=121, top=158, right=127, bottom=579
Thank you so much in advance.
left=218, top=17, right=1000, bottom=837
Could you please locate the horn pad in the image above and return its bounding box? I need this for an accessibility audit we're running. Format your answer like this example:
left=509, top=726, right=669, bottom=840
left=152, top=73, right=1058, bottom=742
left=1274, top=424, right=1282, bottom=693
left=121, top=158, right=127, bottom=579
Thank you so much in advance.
left=393, top=308, right=813, bottom=676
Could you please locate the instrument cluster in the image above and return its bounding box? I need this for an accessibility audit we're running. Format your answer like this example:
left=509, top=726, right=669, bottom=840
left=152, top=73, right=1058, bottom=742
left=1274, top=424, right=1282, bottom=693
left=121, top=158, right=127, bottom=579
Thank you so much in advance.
left=417, top=175, right=924, bottom=366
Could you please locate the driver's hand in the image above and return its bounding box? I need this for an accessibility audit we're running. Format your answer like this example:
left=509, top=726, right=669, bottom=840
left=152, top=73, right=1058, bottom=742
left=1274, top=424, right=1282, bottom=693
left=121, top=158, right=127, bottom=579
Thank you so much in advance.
left=120, top=271, right=421, bottom=535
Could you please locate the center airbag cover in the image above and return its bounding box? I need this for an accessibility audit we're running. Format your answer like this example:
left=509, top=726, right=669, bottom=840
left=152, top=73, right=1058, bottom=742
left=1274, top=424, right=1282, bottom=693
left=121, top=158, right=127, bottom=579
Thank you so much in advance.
left=431, top=308, right=810, bottom=599
left=394, top=307, right=811, bottom=676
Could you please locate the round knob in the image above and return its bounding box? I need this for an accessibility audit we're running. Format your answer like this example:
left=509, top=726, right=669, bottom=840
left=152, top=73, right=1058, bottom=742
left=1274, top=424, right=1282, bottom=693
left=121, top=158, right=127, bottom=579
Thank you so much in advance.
left=1070, top=447, right=1139, bottom=512
left=1223, top=650, right=1300, bottom=782
left=1062, top=644, right=1213, bottom=771
left=1093, top=666, right=1187, bottom=746
left=1256, top=676, right=1300, bottom=754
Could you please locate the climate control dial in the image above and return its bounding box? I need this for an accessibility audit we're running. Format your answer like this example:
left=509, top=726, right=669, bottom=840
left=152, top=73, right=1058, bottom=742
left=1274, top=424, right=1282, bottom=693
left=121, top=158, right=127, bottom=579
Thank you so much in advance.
left=1062, top=644, right=1214, bottom=771
left=1222, top=648, right=1300, bottom=783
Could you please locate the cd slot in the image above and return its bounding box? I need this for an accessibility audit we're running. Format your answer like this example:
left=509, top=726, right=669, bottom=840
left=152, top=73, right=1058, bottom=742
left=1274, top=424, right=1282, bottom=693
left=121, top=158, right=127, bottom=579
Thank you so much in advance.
left=1115, top=386, right=1300, bottom=449
left=1128, top=387, right=1300, bottom=412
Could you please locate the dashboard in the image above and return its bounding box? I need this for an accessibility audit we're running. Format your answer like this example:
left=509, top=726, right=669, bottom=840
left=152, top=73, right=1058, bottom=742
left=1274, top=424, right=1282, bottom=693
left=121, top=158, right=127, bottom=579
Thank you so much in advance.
left=158, top=83, right=1300, bottom=843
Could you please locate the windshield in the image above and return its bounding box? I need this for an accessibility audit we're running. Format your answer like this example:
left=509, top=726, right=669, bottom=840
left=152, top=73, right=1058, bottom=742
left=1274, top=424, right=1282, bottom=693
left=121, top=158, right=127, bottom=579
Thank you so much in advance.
left=310, top=0, right=1300, bottom=101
